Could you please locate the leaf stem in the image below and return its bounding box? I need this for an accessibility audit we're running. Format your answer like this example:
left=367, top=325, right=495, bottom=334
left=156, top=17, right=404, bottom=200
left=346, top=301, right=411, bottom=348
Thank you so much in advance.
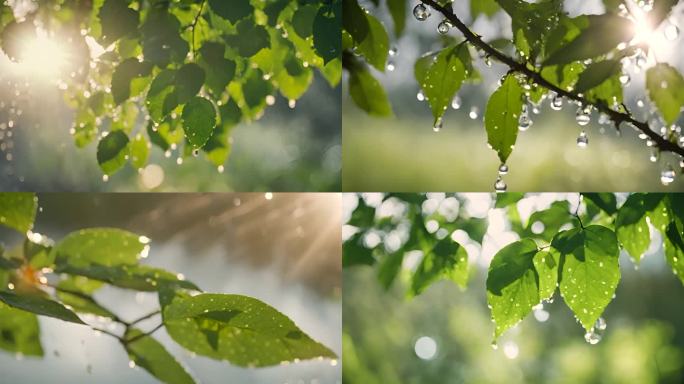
left=129, top=310, right=161, bottom=326
left=191, top=0, right=207, bottom=56
left=125, top=323, right=164, bottom=344
left=419, top=0, right=684, bottom=158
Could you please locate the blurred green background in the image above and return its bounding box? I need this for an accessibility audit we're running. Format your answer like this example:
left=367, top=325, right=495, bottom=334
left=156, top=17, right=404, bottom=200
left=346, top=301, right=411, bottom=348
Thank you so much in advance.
left=0, top=73, right=341, bottom=192
left=342, top=0, right=684, bottom=192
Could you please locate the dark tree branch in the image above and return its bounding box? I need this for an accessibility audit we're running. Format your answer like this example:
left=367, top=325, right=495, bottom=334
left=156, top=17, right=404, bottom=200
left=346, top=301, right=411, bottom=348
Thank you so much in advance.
left=191, top=0, right=207, bottom=56
left=129, top=310, right=161, bottom=326
left=124, top=323, right=164, bottom=344
left=420, top=0, right=684, bottom=158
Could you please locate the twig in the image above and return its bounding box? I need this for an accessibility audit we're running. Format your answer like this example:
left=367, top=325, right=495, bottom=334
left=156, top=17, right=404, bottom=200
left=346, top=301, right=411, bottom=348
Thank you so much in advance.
left=419, top=0, right=684, bottom=158
left=129, top=310, right=161, bottom=326
left=125, top=323, right=164, bottom=344
left=191, top=0, right=207, bottom=56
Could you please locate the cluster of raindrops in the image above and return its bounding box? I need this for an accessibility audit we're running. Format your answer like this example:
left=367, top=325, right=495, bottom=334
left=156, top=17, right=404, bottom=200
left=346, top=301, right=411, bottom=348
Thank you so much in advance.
left=584, top=317, right=607, bottom=345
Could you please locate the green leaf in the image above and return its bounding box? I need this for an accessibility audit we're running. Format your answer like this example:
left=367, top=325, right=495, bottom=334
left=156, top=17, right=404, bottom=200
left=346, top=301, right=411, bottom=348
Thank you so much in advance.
left=355, top=13, right=388, bottom=71
left=646, top=63, right=684, bottom=125
left=582, top=193, right=617, bottom=215
left=0, top=303, right=43, bottom=356
left=161, top=293, right=336, bottom=367
left=524, top=200, right=572, bottom=241
left=485, top=74, right=524, bottom=163
left=313, top=3, right=342, bottom=64
left=495, top=193, right=524, bottom=208
left=0, top=192, right=37, bottom=233
left=343, top=0, right=369, bottom=43
left=112, top=58, right=153, bottom=105
left=292, top=5, right=318, bottom=38
left=140, top=8, right=188, bottom=67
left=129, top=134, right=150, bottom=170
left=574, top=59, right=622, bottom=93
left=552, top=225, right=620, bottom=331
left=343, top=232, right=375, bottom=267
left=124, top=328, right=196, bottom=384
left=486, top=239, right=540, bottom=339
left=52, top=228, right=149, bottom=268
left=664, top=222, right=684, bottom=285
left=411, top=238, right=468, bottom=295
left=182, top=97, right=217, bottom=149
left=208, top=0, right=253, bottom=23
left=615, top=194, right=652, bottom=264
left=175, top=63, right=206, bottom=104
left=146, top=70, right=176, bottom=124
left=471, top=0, right=500, bottom=19
left=544, top=14, right=635, bottom=66
left=98, top=0, right=139, bottom=44
left=496, top=0, right=562, bottom=60
left=57, top=263, right=199, bottom=292
left=415, top=45, right=467, bottom=125
left=198, top=42, right=236, bottom=96
left=55, top=277, right=114, bottom=319
left=224, top=19, right=270, bottom=57
left=97, top=131, right=130, bottom=175
left=387, top=0, right=406, bottom=36
left=0, top=291, right=84, bottom=324
left=533, top=249, right=559, bottom=301
left=348, top=64, right=393, bottom=116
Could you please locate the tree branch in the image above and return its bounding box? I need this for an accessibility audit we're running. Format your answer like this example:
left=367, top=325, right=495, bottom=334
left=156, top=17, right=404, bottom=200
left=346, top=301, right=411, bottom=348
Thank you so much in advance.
left=420, top=0, right=684, bottom=158
left=124, top=323, right=164, bottom=344
left=129, top=310, right=161, bottom=326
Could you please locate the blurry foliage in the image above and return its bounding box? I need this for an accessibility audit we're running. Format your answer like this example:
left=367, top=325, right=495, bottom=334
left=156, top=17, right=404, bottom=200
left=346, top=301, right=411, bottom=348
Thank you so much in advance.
left=0, top=0, right=341, bottom=177
left=0, top=193, right=336, bottom=384
left=343, top=193, right=684, bottom=342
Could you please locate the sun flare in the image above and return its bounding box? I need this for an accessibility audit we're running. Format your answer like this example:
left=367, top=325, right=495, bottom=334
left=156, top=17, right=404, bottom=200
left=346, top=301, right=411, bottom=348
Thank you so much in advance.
left=11, top=31, right=70, bottom=79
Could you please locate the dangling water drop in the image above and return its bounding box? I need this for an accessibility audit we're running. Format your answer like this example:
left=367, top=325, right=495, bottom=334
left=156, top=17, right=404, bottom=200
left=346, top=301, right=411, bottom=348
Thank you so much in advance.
left=451, top=95, right=461, bottom=110
left=102, top=174, right=109, bottom=182
left=584, top=329, right=602, bottom=344
left=413, top=4, right=430, bottom=21
left=417, top=90, right=425, bottom=102
left=518, top=105, right=532, bottom=131
left=576, top=131, right=589, bottom=148
left=576, top=106, right=591, bottom=126
left=484, top=55, right=492, bottom=67
left=491, top=341, right=498, bottom=350
left=387, top=61, right=396, bottom=72
left=594, top=317, right=607, bottom=331
left=389, top=46, right=398, bottom=56
left=619, top=73, right=631, bottom=85
left=635, top=51, right=648, bottom=68
left=650, top=148, right=659, bottom=162
left=494, top=176, right=507, bottom=192
left=433, top=117, right=443, bottom=132
left=498, top=163, right=509, bottom=175
left=660, top=164, right=676, bottom=185
left=437, top=20, right=450, bottom=34
left=551, top=95, right=563, bottom=110
left=469, top=106, right=479, bottom=120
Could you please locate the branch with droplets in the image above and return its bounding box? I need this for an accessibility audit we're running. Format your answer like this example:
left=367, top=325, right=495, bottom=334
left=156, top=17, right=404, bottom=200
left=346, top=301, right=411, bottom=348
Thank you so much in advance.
left=419, top=0, right=684, bottom=159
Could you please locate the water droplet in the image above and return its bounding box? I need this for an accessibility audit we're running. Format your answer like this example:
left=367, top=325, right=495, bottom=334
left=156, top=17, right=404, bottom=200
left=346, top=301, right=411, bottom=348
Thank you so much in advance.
left=550, top=95, right=563, bottom=110
left=577, top=131, right=589, bottom=148
left=491, top=341, right=498, bottom=350
left=619, top=73, right=630, bottom=85
left=389, top=46, right=398, bottom=56
left=438, top=20, right=450, bottom=35
left=102, top=174, right=109, bottom=182
left=451, top=95, right=462, bottom=110
left=498, top=163, right=509, bottom=175
left=660, top=164, right=676, bottom=185
left=595, top=317, right=607, bottom=331
left=413, top=4, right=430, bottom=21
left=484, top=55, right=492, bottom=67
left=128, top=360, right=136, bottom=368
left=518, top=106, right=532, bottom=131
left=649, top=148, right=659, bottom=162
left=494, top=176, right=507, bottom=193
left=417, top=90, right=425, bottom=102
left=664, top=23, right=679, bottom=41
left=433, top=117, right=443, bottom=132
left=576, top=107, right=591, bottom=126
left=386, top=61, right=395, bottom=71
left=584, top=329, right=602, bottom=344
left=635, top=51, right=648, bottom=68
left=469, top=106, right=479, bottom=120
